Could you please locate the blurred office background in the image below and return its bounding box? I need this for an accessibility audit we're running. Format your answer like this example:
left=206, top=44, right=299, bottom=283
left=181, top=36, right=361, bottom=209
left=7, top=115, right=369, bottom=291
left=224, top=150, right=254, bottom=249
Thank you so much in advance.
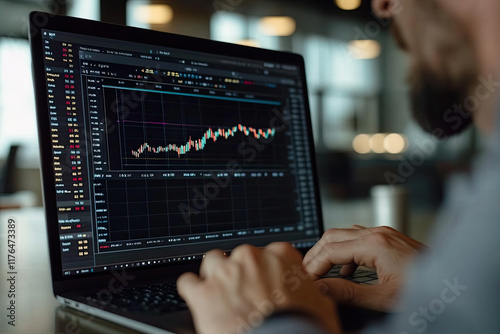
left=0, top=0, right=482, bottom=240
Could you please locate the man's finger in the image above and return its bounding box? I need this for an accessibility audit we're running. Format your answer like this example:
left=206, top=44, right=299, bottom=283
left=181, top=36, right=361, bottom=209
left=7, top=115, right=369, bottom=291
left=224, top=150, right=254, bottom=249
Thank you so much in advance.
left=200, top=249, right=227, bottom=278
left=303, top=226, right=399, bottom=275
left=314, top=278, right=395, bottom=312
left=321, top=227, right=376, bottom=243
left=303, top=228, right=377, bottom=267
left=350, top=224, right=367, bottom=230
left=303, top=239, right=376, bottom=279
left=177, top=272, right=202, bottom=303
left=266, top=242, right=302, bottom=262
left=340, top=263, right=358, bottom=276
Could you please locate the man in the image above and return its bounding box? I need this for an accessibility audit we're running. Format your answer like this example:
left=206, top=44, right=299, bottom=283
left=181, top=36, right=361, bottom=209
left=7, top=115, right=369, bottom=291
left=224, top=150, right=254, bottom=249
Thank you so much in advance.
left=177, top=0, right=500, bottom=333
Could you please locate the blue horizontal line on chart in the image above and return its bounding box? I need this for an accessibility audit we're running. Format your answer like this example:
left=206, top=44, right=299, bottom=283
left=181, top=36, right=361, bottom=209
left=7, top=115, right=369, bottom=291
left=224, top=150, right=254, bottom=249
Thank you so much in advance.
left=103, top=85, right=282, bottom=106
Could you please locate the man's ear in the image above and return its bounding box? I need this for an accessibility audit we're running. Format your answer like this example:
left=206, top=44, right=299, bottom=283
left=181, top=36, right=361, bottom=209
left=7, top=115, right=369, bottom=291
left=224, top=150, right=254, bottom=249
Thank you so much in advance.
left=372, top=0, right=400, bottom=18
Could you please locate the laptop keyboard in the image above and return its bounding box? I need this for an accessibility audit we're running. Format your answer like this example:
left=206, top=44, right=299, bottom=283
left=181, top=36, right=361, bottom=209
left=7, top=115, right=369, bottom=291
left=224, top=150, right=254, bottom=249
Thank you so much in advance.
left=324, top=265, right=378, bottom=285
left=84, top=266, right=377, bottom=314
left=86, top=281, right=187, bottom=314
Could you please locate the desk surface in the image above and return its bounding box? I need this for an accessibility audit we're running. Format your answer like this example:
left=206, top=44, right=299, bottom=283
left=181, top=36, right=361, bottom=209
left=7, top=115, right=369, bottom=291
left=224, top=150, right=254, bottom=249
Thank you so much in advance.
left=0, top=208, right=141, bottom=334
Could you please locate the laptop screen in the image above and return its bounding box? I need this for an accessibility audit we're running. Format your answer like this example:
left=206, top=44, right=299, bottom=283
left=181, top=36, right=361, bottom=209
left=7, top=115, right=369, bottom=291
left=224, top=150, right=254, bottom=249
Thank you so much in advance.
left=36, top=23, right=322, bottom=277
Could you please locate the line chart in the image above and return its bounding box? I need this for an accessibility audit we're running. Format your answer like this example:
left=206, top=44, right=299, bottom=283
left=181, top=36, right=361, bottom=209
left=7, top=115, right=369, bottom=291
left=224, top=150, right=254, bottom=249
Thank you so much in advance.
left=131, top=124, right=276, bottom=158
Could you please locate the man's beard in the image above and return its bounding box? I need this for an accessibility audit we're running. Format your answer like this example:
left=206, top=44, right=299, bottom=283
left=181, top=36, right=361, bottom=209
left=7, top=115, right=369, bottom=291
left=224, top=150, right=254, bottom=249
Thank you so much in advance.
left=408, top=66, right=475, bottom=139
left=391, top=0, right=477, bottom=139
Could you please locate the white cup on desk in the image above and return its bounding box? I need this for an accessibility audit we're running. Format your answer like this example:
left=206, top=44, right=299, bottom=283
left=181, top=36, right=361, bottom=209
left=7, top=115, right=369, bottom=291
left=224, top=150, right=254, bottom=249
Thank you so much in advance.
left=370, top=185, right=409, bottom=234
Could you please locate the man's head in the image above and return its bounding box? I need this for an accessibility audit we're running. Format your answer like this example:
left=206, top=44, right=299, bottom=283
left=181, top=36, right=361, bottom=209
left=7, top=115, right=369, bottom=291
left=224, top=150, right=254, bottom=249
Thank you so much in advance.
left=372, top=0, right=483, bottom=138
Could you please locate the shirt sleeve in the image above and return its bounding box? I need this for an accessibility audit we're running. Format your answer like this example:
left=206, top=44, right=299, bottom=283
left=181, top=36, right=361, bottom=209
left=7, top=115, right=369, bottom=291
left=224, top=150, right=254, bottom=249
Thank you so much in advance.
left=363, top=117, right=500, bottom=334
left=252, top=312, right=331, bottom=334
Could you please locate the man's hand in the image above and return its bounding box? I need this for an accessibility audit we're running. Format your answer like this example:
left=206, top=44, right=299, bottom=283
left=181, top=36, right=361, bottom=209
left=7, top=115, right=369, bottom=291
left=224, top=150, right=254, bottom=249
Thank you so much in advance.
left=177, top=242, right=342, bottom=334
left=303, top=225, right=427, bottom=312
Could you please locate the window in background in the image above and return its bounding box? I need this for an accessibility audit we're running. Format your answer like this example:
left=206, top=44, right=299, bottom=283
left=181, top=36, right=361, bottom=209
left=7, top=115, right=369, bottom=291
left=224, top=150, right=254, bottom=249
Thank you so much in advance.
left=0, top=38, right=38, bottom=166
left=67, top=0, right=99, bottom=20
left=247, top=17, right=282, bottom=50
left=301, top=35, right=381, bottom=150
left=210, top=11, right=246, bottom=43
left=0, top=0, right=100, bottom=167
left=127, top=0, right=153, bottom=29
left=210, top=12, right=279, bottom=50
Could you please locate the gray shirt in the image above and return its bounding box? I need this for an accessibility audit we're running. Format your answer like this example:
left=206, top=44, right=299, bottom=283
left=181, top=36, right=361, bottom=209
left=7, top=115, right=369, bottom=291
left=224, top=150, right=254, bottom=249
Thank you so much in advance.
left=256, top=111, right=500, bottom=334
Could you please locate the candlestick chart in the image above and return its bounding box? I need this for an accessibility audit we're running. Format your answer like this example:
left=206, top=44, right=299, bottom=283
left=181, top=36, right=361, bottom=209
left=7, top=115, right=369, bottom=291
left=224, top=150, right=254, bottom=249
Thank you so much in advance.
left=131, top=124, right=276, bottom=158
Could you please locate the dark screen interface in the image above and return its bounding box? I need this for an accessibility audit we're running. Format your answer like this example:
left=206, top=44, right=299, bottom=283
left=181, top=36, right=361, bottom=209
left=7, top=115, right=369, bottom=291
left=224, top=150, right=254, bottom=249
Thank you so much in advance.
left=41, top=29, right=320, bottom=276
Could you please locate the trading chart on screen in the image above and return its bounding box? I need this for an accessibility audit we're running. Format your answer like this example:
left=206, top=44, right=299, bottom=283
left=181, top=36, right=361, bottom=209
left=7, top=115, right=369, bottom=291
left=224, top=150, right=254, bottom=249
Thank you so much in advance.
left=41, top=29, right=320, bottom=275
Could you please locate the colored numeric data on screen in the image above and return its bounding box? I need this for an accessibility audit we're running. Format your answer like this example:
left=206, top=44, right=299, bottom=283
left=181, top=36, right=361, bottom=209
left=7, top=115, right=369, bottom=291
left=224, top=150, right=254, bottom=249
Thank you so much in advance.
left=103, top=85, right=289, bottom=171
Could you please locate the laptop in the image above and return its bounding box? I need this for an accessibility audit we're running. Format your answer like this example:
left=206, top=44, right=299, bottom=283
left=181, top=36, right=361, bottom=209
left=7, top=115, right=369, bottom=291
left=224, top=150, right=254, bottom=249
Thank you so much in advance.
left=29, top=11, right=358, bottom=333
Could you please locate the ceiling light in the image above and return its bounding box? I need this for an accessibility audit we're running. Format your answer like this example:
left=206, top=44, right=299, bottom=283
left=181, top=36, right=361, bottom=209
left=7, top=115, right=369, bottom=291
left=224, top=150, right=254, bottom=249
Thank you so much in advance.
left=352, top=134, right=371, bottom=154
left=134, top=4, right=173, bottom=25
left=258, top=16, right=296, bottom=37
left=384, top=133, right=408, bottom=154
left=348, top=39, right=381, bottom=59
left=237, top=39, right=261, bottom=47
left=335, top=0, right=362, bottom=10
left=370, top=133, right=387, bottom=154
left=335, top=0, right=361, bottom=10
